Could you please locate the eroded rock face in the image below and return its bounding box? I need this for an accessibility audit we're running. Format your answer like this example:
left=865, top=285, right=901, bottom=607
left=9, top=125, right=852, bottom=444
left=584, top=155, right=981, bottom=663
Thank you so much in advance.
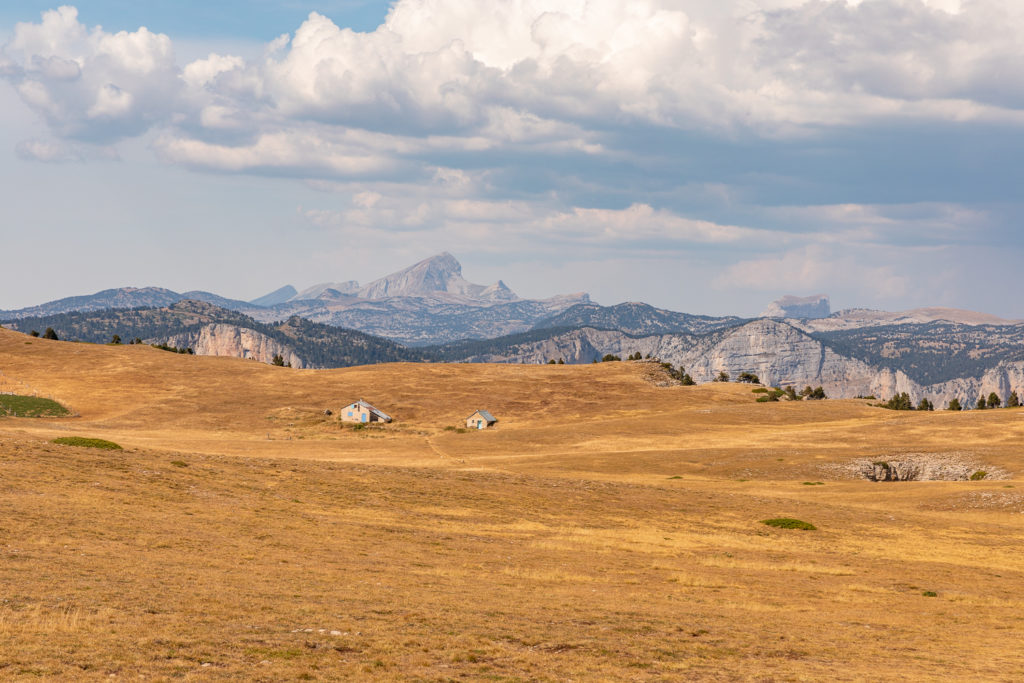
left=162, top=324, right=305, bottom=368
left=841, top=454, right=1005, bottom=481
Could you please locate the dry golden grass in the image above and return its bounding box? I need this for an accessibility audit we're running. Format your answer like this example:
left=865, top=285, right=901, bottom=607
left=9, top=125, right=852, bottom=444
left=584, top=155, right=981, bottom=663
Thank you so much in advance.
left=2, top=327, right=1024, bottom=680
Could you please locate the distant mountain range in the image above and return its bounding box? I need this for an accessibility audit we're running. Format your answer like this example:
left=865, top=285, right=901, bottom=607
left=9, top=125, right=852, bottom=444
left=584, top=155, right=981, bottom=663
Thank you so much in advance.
left=0, top=253, right=586, bottom=345
left=3, top=253, right=1024, bottom=407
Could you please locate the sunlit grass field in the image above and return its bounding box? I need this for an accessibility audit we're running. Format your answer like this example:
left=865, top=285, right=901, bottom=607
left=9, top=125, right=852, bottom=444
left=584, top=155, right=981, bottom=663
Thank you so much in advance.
left=2, top=327, right=1023, bottom=679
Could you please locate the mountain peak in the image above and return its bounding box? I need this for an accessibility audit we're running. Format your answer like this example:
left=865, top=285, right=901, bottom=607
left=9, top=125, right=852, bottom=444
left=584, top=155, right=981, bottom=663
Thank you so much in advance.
left=357, top=253, right=517, bottom=302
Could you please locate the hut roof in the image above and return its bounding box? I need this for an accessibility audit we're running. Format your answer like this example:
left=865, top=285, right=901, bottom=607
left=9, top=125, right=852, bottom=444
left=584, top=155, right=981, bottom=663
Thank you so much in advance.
left=468, top=409, right=497, bottom=423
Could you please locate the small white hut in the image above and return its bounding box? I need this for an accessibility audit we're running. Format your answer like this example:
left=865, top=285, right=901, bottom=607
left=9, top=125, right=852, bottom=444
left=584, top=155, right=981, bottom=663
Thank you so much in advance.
left=466, top=409, right=497, bottom=430
left=341, top=399, right=392, bottom=424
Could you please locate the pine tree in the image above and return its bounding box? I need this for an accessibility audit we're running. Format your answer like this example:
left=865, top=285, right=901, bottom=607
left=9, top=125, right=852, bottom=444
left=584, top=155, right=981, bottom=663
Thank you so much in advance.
left=977, top=396, right=987, bottom=410
left=947, top=398, right=962, bottom=411
left=110, top=334, right=121, bottom=345
left=987, top=392, right=1002, bottom=409
left=42, top=327, right=58, bottom=340
left=1007, top=391, right=1020, bottom=408
left=272, top=354, right=285, bottom=367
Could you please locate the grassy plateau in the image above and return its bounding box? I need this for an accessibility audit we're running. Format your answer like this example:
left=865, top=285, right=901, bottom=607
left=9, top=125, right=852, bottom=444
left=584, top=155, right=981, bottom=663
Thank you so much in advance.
left=1, top=327, right=1023, bottom=680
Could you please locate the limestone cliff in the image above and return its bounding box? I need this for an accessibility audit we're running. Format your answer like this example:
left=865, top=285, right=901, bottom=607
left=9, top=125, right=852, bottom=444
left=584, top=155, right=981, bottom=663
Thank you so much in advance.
left=161, top=324, right=306, bottom=368
left=456, top=319, right=1024, bottom=406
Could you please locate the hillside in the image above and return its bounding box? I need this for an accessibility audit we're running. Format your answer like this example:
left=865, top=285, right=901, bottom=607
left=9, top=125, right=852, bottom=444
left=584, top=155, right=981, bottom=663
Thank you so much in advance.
left=532, top=301, right=741, bottom=335
left=3, top=300, right=421, bottom=369
left=2, top=329, right=1024, bottom=679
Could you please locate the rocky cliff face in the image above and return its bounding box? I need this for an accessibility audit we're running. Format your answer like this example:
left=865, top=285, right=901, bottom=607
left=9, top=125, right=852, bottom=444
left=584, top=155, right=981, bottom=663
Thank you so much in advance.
left=456, top=319, right=1024, bottom=406
left=163, top=324, right=306, bottom=368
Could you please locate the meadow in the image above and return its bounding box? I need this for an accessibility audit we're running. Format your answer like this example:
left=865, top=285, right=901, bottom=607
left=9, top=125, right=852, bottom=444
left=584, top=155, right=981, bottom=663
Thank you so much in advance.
left=1, top=327, right=1023, bottom=680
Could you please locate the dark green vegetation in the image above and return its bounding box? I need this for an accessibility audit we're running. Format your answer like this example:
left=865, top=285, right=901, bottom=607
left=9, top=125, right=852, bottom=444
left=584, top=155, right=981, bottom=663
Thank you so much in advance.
left=51, top=437, right=122, bottom=450
left=152, top=343, right=194, bottom=354
left=876, top=392, right=932, bottom=411
left=0, top=394, right=70, bottom=418
left=6, top=301, right=424, bottom=369
left=815, top=321, right=1024, bottom=385
left=970, top=471, right=988, bottom=481
left=761, top=518, right=817, bottom=531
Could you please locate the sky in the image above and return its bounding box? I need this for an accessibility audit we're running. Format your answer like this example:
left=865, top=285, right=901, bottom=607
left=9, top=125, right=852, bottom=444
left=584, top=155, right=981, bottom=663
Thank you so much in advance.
left=2, top=0, right=1023, bottom=317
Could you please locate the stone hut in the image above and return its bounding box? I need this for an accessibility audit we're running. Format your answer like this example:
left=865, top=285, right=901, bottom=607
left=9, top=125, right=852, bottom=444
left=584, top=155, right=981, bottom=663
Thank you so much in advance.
left=465, top=409, right=497, bottom=429
left=341, top=399, right=392, bottom=424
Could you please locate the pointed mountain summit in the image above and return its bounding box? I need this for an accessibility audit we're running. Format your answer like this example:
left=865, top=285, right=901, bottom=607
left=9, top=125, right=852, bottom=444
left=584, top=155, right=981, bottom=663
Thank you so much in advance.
left=356, top=252, right=519, bottom=302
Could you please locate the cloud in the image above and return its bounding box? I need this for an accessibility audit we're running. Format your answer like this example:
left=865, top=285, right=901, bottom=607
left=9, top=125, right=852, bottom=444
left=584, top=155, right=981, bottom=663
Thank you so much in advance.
left=713, top=244, right=916, bottom=300
left=6, top=1, right=1024, bottom=158
left=2, top=6, right=180, bottom=142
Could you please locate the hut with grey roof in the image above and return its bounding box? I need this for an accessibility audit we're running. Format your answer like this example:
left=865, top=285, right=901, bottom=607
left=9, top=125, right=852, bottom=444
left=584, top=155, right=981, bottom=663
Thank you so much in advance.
left=466, top=409, right=497, bottom=430
left=341, top=399, right=392, bottom=424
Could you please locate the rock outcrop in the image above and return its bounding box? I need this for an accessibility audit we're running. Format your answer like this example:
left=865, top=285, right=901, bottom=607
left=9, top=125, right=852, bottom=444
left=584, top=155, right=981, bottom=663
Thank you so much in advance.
left=455, top=319, right=1024, bottom=405
left=760, top=294, right=830, bottom=319
left=162, top=324, right=306, bottom=368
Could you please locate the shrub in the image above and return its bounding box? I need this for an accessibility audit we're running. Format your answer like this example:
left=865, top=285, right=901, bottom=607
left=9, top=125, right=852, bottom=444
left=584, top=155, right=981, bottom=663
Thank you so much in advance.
left=52, top=437, right=122, bottom=450
left=737, top=371, right=760, bottom=384
left=42, top=327, right=59, bottom=340
left=29, top=330, right=40, bottom=337
left=170, top=460, right=188, bottom=468
left=761, top=518, right=816, bottom=530
left=715, top=371, right=730, bottom=382
left=801, top=482, right=825, bottom=486
left=151, top=343, right=194, bottom=355
left=272, top=354, right=286, bottom=366
left=0, top=395, right=70, bottom=418
left=110, top=334, right=121, bottom=345
left=601, top=354, right=621, bottom=362
left=969, top=471, right=987, bottom=481
left=922, top=591, right=938, bottom=598
left=752, top=388, right=768, bottom=394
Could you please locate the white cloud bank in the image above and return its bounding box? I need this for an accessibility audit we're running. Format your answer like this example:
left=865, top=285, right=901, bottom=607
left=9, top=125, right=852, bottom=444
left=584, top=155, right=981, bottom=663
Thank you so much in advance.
left=4, top=2, right=1024, bottom=161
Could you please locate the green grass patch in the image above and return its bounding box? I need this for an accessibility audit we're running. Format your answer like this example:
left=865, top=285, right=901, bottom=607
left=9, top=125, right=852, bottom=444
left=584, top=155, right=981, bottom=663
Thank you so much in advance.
left=51, top=437, right=123, bottom=450
left=761, top=518, right=816, bottom=531
left=922, top=590, right=938, bottom=597
left=801, top=481, right=825, bottom=486
left=0, top=394, right=70, bottom=418
left=751, top=387, right=768, bottom=394
left=170, top=460, right=188, bottom=468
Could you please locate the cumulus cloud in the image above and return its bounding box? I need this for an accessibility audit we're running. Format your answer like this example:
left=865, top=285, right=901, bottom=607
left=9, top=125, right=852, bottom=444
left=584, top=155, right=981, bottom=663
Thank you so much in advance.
left=5, top=2, right=1024, bottom=157
left=2, top=6, right=181, bottom=142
